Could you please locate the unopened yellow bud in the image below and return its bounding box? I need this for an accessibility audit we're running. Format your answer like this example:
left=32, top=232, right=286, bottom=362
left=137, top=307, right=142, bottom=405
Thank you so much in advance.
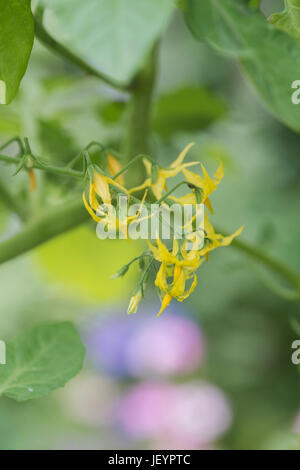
left=127, top=290, right=143, bottom=315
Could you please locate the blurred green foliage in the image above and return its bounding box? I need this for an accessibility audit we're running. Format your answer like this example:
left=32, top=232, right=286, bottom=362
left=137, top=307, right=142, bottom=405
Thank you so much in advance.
left=35, top=227, right=141, bottom=303
left=0, top=0, right=300, bottom=450
left=153, top=87, right=227, bottom=138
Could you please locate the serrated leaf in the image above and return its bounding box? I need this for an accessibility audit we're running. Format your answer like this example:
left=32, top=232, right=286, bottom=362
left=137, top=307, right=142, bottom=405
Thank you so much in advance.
left=0, top=322, right=85, bottom=402
left=153, top=87, right=227, bottom=138
left=41, top=0, right=174, bottom=83
left=269, top=0, right=300, bottom=41
left=185, top=0, right=300, bottom=132
left=0, top=0, right=34, bottom=104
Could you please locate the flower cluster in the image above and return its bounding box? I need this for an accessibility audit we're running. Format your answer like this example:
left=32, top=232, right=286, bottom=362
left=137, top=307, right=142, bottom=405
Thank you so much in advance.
left=83, top=143, right=243, bottom=316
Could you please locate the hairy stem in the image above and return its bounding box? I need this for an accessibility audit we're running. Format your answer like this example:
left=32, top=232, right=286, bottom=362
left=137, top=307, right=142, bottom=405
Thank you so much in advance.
left=124, top=47, right=157, bottom=161
left=0, top=153, right=83, bottom=178
left=0, top=199, right=88, bottom=265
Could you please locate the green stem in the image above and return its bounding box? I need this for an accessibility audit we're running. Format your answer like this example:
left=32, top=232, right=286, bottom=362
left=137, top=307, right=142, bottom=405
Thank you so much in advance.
left=0, top=199, right=88, bottom=265
left=0, top=178, right=27, bottom=222
left=156, top=182, right=193, bottom=204
left=34, top=18, right=129, bottom=92
left=0, top=137, right=24, bottom=155
left=229, top=235, right=300, bottom=299
left=0, top=153, right=83, bottom=178
left=124, top=47, right=157, bottom=160
left=0, top=154, right=20, bottom=165
left=33, top=161, right=82, bottom=178
left=112, top=153, right=155, bottom=181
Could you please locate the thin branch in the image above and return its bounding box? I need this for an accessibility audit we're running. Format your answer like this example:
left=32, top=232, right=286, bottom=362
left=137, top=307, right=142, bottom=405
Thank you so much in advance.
left=0, top=153, right=83, bottom=178
left=229, top=235, right=300, bottom=300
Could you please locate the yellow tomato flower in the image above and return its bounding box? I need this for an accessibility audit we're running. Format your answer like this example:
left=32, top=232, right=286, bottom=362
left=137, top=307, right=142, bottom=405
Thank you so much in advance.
left=83, top=169, right=128, bottom=221
left=148, top=237, right=203, bottom=316
left=129, top=142, right=199, bottom=199
left=148, top=214, right=243, bottom=316
left=169, top=161, right=224, bottom=213
left=83, top=169, right=148, bottom=238
left=199, top=214, right=244, bottom=256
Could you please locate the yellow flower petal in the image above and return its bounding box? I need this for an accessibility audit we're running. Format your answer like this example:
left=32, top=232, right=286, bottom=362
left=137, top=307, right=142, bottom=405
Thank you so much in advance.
left=179, top=273, right=198, bottom=301
left=82, top=193, right=102, bottom=222
left=157, top=293, right=172, bottom=317
left=152, top=174, right=167, bottom=199
left=89, top=184, right=99, bottom=211
left=170, top=142, right=195, bottom=168
left=107, top=153, right=125, bottom=185
left=94, top=172, right=111, bottom=205
left=106, top=175, right=129, bottom=195
left=214, top=160, right=224, bottom=185
left=143, top=158, right=152, bottom=177
left=168, top=194, right=196, bottom=205
left=155, top=263, right=169, bottom=292
left=204, top=197, right=214, bottom=214
left=129, top=178, right=151, bottom=194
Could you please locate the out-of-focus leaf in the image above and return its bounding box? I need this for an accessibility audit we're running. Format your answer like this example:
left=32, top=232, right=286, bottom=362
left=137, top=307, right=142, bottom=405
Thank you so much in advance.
left=98, top=102, right=126, bottom=124
left=38, top=119, right=78, bottom=164
left=35, top=226, right=141, bottom=303
left=0, top=323, right=85, bottom=402
left=269, top=1, right=300, bottom=42
left=184, top=0, right=300, bottom=132
left=153, top=87, right=227, bottom=138
left=0, top=0, right=34, bottom=104
left=41, top=0, right=174, bottom=83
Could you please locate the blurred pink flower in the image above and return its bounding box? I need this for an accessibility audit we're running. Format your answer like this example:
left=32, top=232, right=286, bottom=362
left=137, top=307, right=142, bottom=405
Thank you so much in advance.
left=126, top=314, right=205, bottom=377
left=168, top=382, right=232, bottom=443
left=116, top=382, right=174, bottom=439
left=116, top=381, right=232, bottom=447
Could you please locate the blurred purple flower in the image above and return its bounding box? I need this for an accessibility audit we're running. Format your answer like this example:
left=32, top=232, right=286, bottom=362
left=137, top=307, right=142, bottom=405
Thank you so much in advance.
left=116, top=382, right=174, bottom=439
left=115, top=381, right=232, bottom=447
left=126, top=314, right=204, bottom=377
left=85, top=314, right=141, bottom=377
left=84, top=306, right=205, bottom=378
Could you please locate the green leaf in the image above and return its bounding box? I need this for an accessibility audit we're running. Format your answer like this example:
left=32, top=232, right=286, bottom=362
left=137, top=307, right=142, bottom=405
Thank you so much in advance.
left=269, top=0, right=300, bottom=42
left=0, top=322, right=85, bottom=402
left=38, top=119, right=78, bottom=164
left=0, top=0, right=34, bottom=104
left=98, top=101, right=126, bottom=124
left=36, top=226, right=140, bottom=303
left=41, top=0, right=174, bottom=83
left=153, top=87, right=227, bottom=138
left=185, top=0, right=300, bottom=132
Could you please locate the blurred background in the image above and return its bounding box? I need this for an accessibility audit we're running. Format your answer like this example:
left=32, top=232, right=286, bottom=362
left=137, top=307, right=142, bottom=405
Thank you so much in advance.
left=1, top=0, right=300, bottom=450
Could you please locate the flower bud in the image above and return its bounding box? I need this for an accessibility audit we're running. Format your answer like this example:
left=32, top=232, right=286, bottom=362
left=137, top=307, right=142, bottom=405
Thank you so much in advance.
left=127, top=289, right=143, bottom=315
